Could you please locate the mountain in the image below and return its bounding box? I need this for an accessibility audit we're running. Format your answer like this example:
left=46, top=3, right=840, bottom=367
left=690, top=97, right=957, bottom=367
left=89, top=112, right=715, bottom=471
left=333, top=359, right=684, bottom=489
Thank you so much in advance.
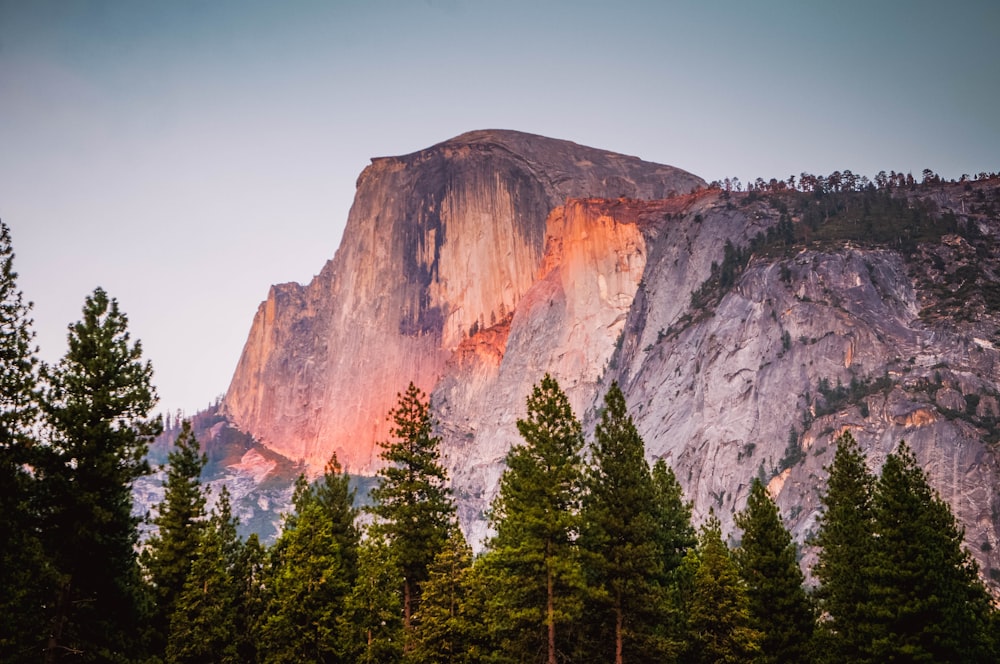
left=193, top=130, right=999, bottom=580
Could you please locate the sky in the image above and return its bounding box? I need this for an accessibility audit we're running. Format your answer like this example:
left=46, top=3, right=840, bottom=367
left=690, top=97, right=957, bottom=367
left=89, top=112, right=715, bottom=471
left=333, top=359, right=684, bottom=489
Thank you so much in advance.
left=1, top=0, right=998, bottom=417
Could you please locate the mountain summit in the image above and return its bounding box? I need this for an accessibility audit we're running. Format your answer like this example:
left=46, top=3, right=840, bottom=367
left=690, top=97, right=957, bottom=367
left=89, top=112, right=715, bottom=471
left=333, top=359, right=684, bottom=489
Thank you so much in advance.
left=216, top=131, right=1000, bottom=575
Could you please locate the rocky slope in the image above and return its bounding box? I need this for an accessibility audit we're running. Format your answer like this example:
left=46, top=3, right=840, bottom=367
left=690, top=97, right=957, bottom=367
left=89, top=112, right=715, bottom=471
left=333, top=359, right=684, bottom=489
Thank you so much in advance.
left=195, top=130, right=1000, bottom=582
left=221, top=130, right=703, bottom=472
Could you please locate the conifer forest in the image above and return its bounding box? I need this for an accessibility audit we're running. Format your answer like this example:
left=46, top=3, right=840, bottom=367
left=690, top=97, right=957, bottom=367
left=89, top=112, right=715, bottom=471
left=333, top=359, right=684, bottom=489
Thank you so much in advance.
left=2, top=206, right=999, bottom=663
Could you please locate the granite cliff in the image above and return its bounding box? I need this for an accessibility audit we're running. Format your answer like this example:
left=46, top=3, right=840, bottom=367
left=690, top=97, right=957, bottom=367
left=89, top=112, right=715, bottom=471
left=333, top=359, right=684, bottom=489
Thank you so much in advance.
left=205, top=130, right=1000, bottom=581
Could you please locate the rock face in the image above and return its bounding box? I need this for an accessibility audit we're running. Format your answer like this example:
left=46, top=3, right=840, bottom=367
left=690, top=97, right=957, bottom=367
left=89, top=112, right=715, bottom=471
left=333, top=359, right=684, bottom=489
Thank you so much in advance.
left=222, top=130, right=704, bottom=471
left=218, top=129, right=1000, bottom=583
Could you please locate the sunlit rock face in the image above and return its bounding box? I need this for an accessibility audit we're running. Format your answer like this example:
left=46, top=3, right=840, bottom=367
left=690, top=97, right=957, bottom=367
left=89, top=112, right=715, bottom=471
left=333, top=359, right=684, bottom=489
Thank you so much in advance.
left=220, top=129, right=1000, bottom=585
left=222, top=130, right=704, bottom=473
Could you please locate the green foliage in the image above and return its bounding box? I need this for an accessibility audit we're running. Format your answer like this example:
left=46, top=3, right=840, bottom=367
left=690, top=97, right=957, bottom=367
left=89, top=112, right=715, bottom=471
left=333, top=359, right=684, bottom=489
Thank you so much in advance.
left=259, top=455, right=359, bottom=663
left=339, top=533, right=404, bottom=664
left=580, top=383, right=671, bottom=663
left=0, top=220, right=52, bottom=662
left=409, top=526, right=475, bottom=664
left=863, top=443, right=995, bottom=662
left=369, top=382, right=455, bottom=645
left=735, top=478, right=814, bottom=664
left=166, top=487, right=242, bottom=663
left=487, top=374, right=587, bottom=664
left=812, top=432, right=876, bottom=663
left=680, top=513, right=762, bottom=664
left=38, top=287, right=161, bottom=662
left=142, top=420, right=208, bottom=650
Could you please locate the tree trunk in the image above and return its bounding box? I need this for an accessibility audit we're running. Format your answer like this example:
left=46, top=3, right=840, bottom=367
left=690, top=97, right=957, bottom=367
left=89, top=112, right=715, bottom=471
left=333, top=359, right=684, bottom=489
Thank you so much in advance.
left=403, top=576, right=413, bottom=652
left=547, top=557, right=556, bottom=664
left=615, top=602, right=623, bottom=664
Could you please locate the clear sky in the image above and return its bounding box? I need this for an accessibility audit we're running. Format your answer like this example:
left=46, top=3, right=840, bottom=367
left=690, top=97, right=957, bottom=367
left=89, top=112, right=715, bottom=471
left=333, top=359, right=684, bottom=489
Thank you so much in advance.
left=1, top=0, right=997, bottom=416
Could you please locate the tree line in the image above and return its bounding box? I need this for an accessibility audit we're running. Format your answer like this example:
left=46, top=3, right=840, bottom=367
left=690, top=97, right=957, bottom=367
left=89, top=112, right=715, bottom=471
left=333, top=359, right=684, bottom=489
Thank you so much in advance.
left=708, top=168, right=1000, bottom=195
left=2, top=217, right=998, bottom=662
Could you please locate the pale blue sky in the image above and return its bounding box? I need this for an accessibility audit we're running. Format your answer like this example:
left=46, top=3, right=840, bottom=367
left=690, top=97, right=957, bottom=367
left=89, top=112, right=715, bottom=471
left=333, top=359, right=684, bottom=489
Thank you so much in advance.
left=1, top=0, right=997, bottom=415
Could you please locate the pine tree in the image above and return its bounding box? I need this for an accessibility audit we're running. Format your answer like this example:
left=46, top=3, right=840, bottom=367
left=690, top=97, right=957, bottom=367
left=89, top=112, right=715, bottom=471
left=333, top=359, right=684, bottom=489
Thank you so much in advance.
left=680, top=512, right=762, bottom=664
left=650, top=459, right=697, bottom=581
left=409, top=525, right=475, bottom=664
left=649, top=459, right=698, bottom=657
left=233, top=533, right=266, bottom=663
left=486, top=374, right=586, bottom=664
left=165, top=487, right=241, bottom=663
left=38, top=288, right=161, bottom=663
left=260, top=455, right=359, bottom=663
left=580, top=382, right=665, bottom=663
left=0, top=219, right=52, bottom=662
left=339, top=533, right=404, bottom=664
left=142, top=420, right=207, bottom=651
left=369, top=383, right=455, bottom=648
left=812, top=431, right=876, bottom=662
left=734, top=477, right=814, bottom=664
left=864, top=442, right=995, bottom=662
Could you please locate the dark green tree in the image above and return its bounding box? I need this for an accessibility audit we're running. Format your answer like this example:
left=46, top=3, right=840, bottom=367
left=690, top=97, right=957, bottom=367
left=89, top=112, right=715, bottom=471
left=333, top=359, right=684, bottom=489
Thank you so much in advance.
left=0, top=219, right=52, bottom=662
left=38, top=287, right=161, bottom=663
left=811, top=431, right=876, bottom=662
left=650, top=459, right=697, bottom=581
left=165, top=486, right=241, bottom=663
left=734, top=477, right=814, bottom=664
left=486, top=374, right=586, bottom=664
left=864, top=442, right=995, bottom=662
left=409, top=525, right=475, bottom=664
left=142, top=420, right=207, bottom=651
left=680, top=512, right=761, bottom=664
left=580, top=382, right=665, bottom=663
left=339, top=532, right=404, bottom=664
left=233, top=533, right=266, bottom=663
left=369, top=383, right=455, bottom=647
left=259, top=454, right=359, bottom=663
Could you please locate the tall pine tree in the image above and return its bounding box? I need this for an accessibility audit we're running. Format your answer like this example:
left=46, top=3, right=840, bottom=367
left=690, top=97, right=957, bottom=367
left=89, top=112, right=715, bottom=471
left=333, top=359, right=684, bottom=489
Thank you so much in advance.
left=812, top=431, right=876, bottom=663
left=165, top=487, right=242, bottom=664
left=0, top=219, right=52, bottom=662
left=142, top=420, right=208, bottom=652
left=39, top=288, right=160, bottom=663
left=486, top=374, right=586, bottom=664
left=680, top=512, right=761, bottom=664
left=734, top=477, right=814, bottom=664
left=865, top=442, right=995, bottom=662
left=580, top=382, right=665, bottom=663
left=368, top=382, right=455, bottom=649
left=339, top=532, right=404, bottom=664
left=409, top=525, right=475, bottom=664
left=260, top=455, right=359, bottom=663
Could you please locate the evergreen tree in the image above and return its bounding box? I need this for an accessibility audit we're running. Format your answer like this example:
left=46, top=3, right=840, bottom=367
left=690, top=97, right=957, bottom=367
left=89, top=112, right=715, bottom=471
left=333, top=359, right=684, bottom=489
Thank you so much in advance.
left=648, top=459, right=698, bottom=657
left=580, top=382, right=665, bottom=663
left=409, top=525, right=475, bottom=664
left=0, top=219, right=52, bottom=662
left=680, top=512, right=761, bottom=664
left=142, top=420, right=207, bottom=651
left=234, top=533, right=266, bottom=663
left=812, top=431, right=876, bottom=663
left=339, top=533, right=404, bottom=664
left=38, top=288, right=160, bottom=663
left=486, top=374, right=586, bottom=664
left=650, top=459, right=697, bottom=581
left=369, top=382, right=455, bottom=648
left=260, top=455, right=358, bottom=663
left=165, top=487, right=241, bottom=664
left=734, top=477, right=814, bottom=664
left=864, top=442, right=995, bottom=662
